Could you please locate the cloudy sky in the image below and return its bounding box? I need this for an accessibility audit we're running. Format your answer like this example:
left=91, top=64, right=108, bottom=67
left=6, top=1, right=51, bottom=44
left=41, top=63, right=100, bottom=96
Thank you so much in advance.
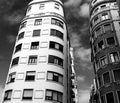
left=0, top=0, right=94, bottom=103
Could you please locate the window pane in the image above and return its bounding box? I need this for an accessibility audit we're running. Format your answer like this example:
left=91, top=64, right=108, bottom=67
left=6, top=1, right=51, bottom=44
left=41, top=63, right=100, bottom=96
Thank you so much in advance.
left=51, top=18, right=64, bottom=28
left=33, top=30, right=40, bottom=37
left=98, top=41, right=105, bottom=50
left=50, top=29, right=63, bottom=40
left=28, top=56, right=37, bottom=64
left=100, top=56, right=107, bottom=67
left=31, top=42, right=39, bottom=49
left=26, top=71, right=35, bottom=81
left=47, top=72, right=53, bottom=80
left=113, top=69, right=120, bottom=81
left=4, top=90, right=12, bottom=101
left=53, top=92, right=57, bottom=100
left=15, top=44, right=22, bottom=53
left=103, top=72, right=110, bottom=84
left=107, top=37, right=115, bottom=45
left=34, top=19, right=42, bottom=26
left=106, top=92, right=114, bottom=103
left=104, top=24, right=112, bottom=32
left=18, top=32, right=24, bottom=40
left=23, top=89, right=33, bottom=100
left=11, top=57, right=19, bottom=66
left=110, top=52, right=119, bottom=63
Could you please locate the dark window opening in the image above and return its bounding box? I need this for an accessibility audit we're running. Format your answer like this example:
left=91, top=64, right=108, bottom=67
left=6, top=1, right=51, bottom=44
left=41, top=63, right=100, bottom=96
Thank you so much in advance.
left=50, top=29, right=63, bottom=40
left=51, top=18, right=64, bottom=28
left=33, top=29, right=40, bottom=37
left=22, top=89, right=33, bottom=100
left=25, top=71, right=35, bottom=81
left=117, top=91, right=120, bottom=102
left=45, top=89, right=63, bottom=103
left=49, top=41, right=63, bottom=52
left=47, top=71, right=63, bottom=84
left=48, top=55, right=63, bottom=67
left=20, top=21, right=27, bottom=29
left=106, top=92, right=114, bottom=103
left=107, top=37, right=115, bottom=46
left=98, top=41, right=105, bottom=50
left=103, top=72, right=110, bottom=85
left=4, top=90, right=12, bottom=101
left=11, top=57, right=19, bottom=66
left=34, top=19, right=42, bottom=26
left=18, top=32, right=24, bottom=40
left=8, top=72, right=16, bottom=83
left=15, top=44, right=22, bottom=53
left=31, top=42, right=39, bottom=49
left=28, top=56, right=37, bottom=64
left=113, top=69, right=120, bottom=82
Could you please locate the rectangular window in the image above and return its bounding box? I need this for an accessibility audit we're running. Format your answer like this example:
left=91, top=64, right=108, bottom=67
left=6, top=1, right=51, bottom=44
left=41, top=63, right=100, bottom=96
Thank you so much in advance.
left=101, top=12, right=110, bottom=20
left=34, top=19, right=42, bottom=26
left=47, top=71, right=63, bottom=84
left=113, top=69, right=120, bottom=82
left=95, top=27, right=102, bottom=36
left=33, top=29, right=40, bottom=37
left=4, top=90, right=12, bottom=101
left=18, top=32, right=24, bottom=40
left=51, top=18, right=64, bottom=28
left=22, top=89, right=33, bottom=100
left=106, top=92, right=114, bottom=103
left=20, top=21, right=27, bottom=29
left=8, top=72, right=16, bottom=83
left=45, top=89, right=63, bottom=102
left=100, top=56, right=107, bottom=67
left=117, top=91, right=120, bottom=103
left=107, top=37, right=115, bottom=46
left=15, top=44, right=22, bottom=53
left=50, top=29, right=63, bottom=40
left=25, top=71, right=35, bottom=81
left=31, top=42, right=39, bottom=50
left=94, top=16, right=99, bottom=24
left=110, top=52, right=119, bottom=63
left=103, top=72, right=110, bottom=85
left=11, top=57, right=19, bottom=67
left=28, top=55, right=37, bottom=65
left=104, top=24, right=112, bottom=32
left=49, top=41, right=63, bottom=52
left=48, top=55, right=63, bottom=67
left=98, top=40, right=105, bottom=50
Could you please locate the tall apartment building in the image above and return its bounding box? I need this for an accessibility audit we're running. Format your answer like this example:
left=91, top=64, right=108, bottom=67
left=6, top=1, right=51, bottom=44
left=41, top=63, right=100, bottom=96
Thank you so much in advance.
left=90, top=0, right=120, bottom=103
left=1, top=0, right=77, bottom=103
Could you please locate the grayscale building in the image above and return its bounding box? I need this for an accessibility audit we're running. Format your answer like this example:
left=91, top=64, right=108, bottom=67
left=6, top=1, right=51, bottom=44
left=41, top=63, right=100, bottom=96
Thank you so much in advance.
left=90, top=0, right=120, bottom=103
left=1, top=0, right=77, bottom=103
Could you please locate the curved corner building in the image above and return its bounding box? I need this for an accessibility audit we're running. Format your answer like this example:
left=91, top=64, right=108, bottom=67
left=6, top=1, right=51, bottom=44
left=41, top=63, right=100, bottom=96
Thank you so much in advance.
left=1, top=0, right=73, bottom=103
left=90, top=0, right=120, bottom=103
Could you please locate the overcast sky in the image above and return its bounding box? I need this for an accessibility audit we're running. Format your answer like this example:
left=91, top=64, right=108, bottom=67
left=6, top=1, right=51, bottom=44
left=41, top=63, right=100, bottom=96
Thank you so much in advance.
left=0, top=0, right=94, bottom=103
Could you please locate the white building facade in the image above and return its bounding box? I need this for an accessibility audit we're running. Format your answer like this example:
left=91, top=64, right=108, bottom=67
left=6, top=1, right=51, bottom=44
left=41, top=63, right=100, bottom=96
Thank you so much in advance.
left=1, top=0, right=74, bottom=103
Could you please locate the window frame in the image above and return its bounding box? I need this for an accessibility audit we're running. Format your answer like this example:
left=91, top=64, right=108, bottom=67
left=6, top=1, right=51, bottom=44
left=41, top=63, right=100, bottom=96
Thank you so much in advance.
left=30, top=41, right=39, bottom=50
left=11, top=57, right=19, bottom=67
left=47, top=71, right=63, bottom=84
left=45, top=89, right=63, bottom=103
left=34, top=19, right=42, bottom=26
left=7, top=72, right=16, bottom=83
left=113, top=69, right=120, bottom=82
left=102, top=72, right=111, bottom=85
left=109, top=52, right=119, bottom=63
left=22, top=89, right=33, bottom=100
left=48, top=55, right=63, bottom=67
left=15, top=43, right=22, bottom=53
left=4, top=90, right=12, bottom=101
left=28, top=55, right=38, bottom=65
left=105, top=92, right=115, bottom=103
left=25, top=71, right=36, bottom=81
